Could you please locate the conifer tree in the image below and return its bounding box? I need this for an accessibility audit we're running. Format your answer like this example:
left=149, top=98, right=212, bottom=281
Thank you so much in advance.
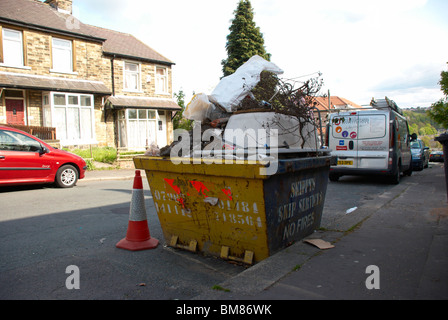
left=221, top=0, right=270, bottom=77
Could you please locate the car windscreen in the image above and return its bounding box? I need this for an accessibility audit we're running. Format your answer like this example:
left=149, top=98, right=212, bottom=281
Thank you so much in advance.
left=410, top=141, right=421, bottom=149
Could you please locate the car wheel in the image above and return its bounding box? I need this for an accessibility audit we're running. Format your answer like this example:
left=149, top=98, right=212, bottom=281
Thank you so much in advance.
left=55, top=165, right=78, bottom=188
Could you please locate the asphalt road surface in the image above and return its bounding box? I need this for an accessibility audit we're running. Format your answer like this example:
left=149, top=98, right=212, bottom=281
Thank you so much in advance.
left=0, top=164, right=430, bottom=299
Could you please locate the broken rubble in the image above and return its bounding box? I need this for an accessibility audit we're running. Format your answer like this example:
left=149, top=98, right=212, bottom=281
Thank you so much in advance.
left=161, top=55, right=323, bottom=159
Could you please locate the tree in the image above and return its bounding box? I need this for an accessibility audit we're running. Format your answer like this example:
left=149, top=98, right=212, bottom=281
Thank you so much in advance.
left=428, top=63, right=448, bottom=128
left=172, top=89, right=193, bottom=131
left=221, top=0, right=270, bottom=77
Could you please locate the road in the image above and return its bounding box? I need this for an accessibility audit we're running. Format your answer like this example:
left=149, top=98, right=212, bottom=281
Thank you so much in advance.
left=0, top=163, right=435, bottom=299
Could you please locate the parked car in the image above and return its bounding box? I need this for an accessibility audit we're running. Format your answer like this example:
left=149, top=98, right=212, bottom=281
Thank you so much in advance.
left=0, top=126, right=86, bottom=188
left=430, top=150, right=444, bottom=162
left=410, top=138, right=430, bottom=170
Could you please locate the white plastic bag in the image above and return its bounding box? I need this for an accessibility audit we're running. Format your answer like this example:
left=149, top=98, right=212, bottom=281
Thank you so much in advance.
left=209, top=55, right=284, bottom=112
left=184, top=93, right=212, bottom=122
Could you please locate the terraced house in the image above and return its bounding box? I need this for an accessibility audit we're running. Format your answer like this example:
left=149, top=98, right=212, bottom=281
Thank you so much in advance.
left=0, top=0, right=180, bottom=150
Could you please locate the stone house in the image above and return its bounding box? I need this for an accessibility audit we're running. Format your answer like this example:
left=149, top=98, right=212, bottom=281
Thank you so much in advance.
left=0, top=0, right=181, bottom=151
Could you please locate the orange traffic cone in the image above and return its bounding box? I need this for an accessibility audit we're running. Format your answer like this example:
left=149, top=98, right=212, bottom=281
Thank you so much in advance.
left=116, top=170, right=159, bottom=251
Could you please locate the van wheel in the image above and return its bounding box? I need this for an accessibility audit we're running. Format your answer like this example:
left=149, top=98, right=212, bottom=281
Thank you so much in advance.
left=403, top=165, right=412, bottom=176
left=329, top=173, right=340, bottom=182
left=390, top=164, right=401, bottom=185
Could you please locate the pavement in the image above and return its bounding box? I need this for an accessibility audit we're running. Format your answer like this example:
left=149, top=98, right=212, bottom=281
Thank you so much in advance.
left=82, top=168, right=145, bottom=182
left=81, top=164, right=448, bottom=300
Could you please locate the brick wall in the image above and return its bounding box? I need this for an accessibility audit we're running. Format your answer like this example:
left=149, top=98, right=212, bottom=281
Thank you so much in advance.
left=111, top=60, right=173, bottom=98
left=27, top=90, right=42, bottom=126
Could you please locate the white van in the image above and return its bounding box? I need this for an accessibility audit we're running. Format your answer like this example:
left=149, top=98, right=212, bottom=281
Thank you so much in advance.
left=326, top=98, right=412, bottom=184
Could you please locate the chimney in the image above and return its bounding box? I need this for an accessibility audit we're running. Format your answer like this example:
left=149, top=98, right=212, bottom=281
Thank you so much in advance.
left=45, top=0, right=72, bottom=14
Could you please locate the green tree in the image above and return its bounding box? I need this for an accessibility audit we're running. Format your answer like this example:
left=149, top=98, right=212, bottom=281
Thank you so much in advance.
left=409, top=123, right=419, bottom=135
left=221, top=0, right=271, bottom=77
left=428, top=63, right=448, bottom=128
left=172, top=89, right=193, bottom=131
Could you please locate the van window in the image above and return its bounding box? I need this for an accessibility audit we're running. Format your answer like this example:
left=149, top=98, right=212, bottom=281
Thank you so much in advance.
left=358, top=115, right=386, bottom=139
left=331, top=115, right=357, bottom=139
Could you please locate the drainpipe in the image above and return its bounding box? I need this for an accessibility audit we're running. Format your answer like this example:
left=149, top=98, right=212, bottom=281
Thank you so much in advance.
left=110, top=55, right=119, bottom=148
left=111, top=55, right=115, bottom=96
left=104, top=55, right=116, bottom=124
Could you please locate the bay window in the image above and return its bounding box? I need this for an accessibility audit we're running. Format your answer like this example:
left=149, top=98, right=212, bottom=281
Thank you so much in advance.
left=43, top=92, right=95, bottom=146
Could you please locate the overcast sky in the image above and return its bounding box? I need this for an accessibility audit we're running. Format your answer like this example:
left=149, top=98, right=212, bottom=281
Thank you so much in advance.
left=72, top=0, right=448, bottom=108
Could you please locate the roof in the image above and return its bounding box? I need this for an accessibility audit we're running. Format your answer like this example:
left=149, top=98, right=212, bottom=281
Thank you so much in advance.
left=0, top=0, right=104, bottom=42
left=0, top=0, right=174, bottom=65
left=313, top=96, right=363, bottom=111
left=0, top=71, right=111, bottom=95
left=106, top=96, right=181, bottom=111
left=84, top=25, right=174, bottom=65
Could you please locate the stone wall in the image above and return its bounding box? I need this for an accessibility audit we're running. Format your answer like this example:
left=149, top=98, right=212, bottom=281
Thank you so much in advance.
left=0, top=23, right=174, bottom=149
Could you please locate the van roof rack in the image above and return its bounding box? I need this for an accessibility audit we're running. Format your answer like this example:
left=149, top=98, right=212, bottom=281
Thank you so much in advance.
left=328, top=97, right=403, bottom=115
left=370, top=97, right=403, bottom=115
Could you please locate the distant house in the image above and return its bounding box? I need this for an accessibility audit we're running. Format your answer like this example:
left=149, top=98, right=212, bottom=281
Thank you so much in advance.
left=314, top=96, right=363, bottom=111
left=0, top=0, right=181, bottom=150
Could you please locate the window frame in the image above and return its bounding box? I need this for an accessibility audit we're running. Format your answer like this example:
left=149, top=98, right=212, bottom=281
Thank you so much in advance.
left=1, top=27, right=24, bottom=67
left=155, top=66, right=169, bottom=94
left=123, top=61, right=141, bottom=92
left=51, top=37, right=73, bottom=73
left=45, top=92, right=96, bottom=146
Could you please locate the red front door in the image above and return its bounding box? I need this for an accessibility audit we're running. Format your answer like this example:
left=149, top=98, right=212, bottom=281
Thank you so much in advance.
left=6, top=99, right=25, bottom=125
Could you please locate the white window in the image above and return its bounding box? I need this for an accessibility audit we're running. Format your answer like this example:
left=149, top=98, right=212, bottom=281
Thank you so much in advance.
left=50, top=92, right=95, bottom=145
left=156, top=66, right=168, bottom=94
left=52, top=38, right=73, bottom=72
left=124, top=62, right=140, bottom=91
left=118, top=109, right=158, bottom=150
left=2, top=28, right=24, bottom=67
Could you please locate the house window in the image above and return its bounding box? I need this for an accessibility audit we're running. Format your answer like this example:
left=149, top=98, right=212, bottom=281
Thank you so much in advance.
left=156, top=66, right=168, bottom=94
left=118, top=109, right=158, bottom=150
left=50, top=92, right=94, bottom=145
left=1, top=28, right=24, bottom=67
left=52, top=38, right=73, bottom=72
left=124, top=62, right=140, bottom=91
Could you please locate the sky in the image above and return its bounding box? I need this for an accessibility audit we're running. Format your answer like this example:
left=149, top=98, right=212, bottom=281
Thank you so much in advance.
left=70, top=0, right=448, bottom=108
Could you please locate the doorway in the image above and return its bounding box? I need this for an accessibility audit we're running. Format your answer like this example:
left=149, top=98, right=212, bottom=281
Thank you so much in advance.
left=6, top=99, right=25, bottom=125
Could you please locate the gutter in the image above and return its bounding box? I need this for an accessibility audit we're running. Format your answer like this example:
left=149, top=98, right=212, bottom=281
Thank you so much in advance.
left=103, top=52, right=175, bottom=66
left=0, top=17, right=106, bottom=43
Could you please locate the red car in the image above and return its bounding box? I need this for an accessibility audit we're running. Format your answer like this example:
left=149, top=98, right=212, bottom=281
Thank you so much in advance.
left=0, top=126, right=86, bottom=188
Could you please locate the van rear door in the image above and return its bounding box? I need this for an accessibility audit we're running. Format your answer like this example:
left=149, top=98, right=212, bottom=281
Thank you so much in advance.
left=357, top=113, right=388, bottom=170
left=331, top=113, right=359, bottom=168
